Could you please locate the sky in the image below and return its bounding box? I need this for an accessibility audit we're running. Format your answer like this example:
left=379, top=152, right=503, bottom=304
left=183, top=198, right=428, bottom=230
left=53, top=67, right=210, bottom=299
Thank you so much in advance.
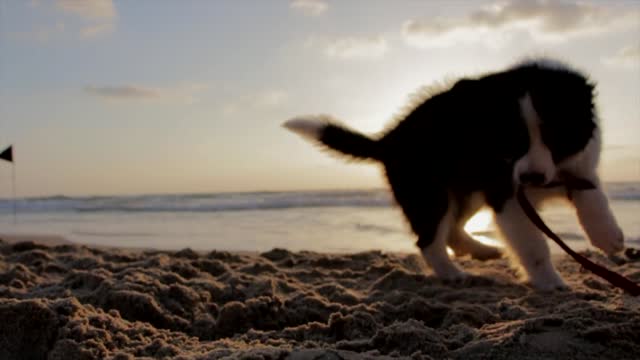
left=0, top=0, right=639, bottom=197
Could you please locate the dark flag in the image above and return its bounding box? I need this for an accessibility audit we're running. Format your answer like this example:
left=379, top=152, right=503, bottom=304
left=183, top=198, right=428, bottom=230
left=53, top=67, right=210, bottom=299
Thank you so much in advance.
left=1, top=145, right=16, bottom=223
left=0, top=145, right=12, bottom=163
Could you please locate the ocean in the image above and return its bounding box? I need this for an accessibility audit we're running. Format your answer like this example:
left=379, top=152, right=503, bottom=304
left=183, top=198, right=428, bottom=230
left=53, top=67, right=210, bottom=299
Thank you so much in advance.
left=1, top=182, right=638, bottom=255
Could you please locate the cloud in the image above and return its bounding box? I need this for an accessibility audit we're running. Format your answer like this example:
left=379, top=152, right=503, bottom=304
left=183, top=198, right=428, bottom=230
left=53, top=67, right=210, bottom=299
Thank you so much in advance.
left=325, top=36, right=388, bottom=59
left=56, top=0, right=116, bottom=38
left=56, top=0, right=116, bottom=19
left=85, top=85, right=160, bottom=99
left=402, top=0, right=640, bottom=48
left=80, top=22, right=114, bottom=38
left=305, top=35, right=388, bottom=60
left=290, top=0, right=328, bottom=16
left=223, top=90, right=289, bottom=115
left=256, top=90, right=289, bottom=107
left=603, top=44, right=640, bottom=68
left=10, top=21, right=65, bottom=42
left=85, top=83, right=207, bottom=104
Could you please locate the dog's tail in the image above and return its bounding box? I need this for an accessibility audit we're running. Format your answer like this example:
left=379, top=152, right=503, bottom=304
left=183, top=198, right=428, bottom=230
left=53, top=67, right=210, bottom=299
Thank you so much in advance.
left=283, top=115, right=381, bottom=161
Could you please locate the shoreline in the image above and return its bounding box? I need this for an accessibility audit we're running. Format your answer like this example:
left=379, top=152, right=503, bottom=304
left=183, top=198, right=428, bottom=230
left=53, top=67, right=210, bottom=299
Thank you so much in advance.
left=0, top=232, right=593, bottom=260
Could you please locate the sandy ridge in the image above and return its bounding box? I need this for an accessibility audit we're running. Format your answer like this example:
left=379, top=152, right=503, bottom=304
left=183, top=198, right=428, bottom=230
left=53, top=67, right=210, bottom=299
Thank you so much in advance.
left=1, top=238, right=639, bottom=359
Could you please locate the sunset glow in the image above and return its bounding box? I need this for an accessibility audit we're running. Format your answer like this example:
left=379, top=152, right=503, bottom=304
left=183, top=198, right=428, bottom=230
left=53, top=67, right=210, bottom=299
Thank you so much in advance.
left=0, top=1, right=638, bottom=197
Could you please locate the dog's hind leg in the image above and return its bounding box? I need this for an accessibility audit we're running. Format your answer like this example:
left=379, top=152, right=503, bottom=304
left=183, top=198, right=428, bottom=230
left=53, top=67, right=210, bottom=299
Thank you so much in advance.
left=448, top=229, right=503, bottom=261
left=447, top=194, right=502, bottom=261
left=417, top=204, right=468, bottom=280
left=386, top=169, right=466, bottom=280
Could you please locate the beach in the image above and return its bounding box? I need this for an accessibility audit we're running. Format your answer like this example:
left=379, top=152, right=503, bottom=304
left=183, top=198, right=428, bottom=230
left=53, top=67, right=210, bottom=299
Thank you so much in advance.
left=3, top=0, right=640, bottom=358
left=1, top=235, right=639, bottom=359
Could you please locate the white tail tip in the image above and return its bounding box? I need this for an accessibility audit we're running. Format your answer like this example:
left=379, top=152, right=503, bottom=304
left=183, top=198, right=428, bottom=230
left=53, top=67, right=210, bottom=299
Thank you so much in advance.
left=282, top=115, right=329, bottom=140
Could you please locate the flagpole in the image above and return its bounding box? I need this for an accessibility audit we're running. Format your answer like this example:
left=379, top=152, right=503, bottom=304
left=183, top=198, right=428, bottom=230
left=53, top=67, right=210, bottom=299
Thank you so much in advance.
left=0, top=145, right=16, bottom=223
left=12, top=162, right=16, bottom=224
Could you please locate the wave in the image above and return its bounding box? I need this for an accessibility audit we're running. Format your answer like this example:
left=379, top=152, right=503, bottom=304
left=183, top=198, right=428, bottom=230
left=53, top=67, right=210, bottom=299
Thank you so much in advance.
left=0, top=182, right=638, bottom=214
left=605, top=183, right=640, bottom=201
left=0, top=190, right=394, bottom=214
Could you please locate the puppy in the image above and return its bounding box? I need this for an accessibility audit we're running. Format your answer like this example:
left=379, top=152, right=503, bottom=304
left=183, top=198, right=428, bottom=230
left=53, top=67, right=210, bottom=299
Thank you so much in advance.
left=283, top=58, right=624, bottom=290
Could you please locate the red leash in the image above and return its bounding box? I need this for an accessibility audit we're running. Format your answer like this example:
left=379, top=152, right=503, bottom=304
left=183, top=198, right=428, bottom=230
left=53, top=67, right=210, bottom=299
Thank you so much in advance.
left=517, top=185, right=640, bottom=296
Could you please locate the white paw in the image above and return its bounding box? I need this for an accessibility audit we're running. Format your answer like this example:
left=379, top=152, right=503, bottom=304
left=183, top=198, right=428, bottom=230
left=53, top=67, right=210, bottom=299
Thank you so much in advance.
left=526, top=271, right=568, bottom=291
left=434, top=264, right=469, bottom=281
left=588, top=223, right=624, bottom=255
left=421, top=247, right=469, bottom=281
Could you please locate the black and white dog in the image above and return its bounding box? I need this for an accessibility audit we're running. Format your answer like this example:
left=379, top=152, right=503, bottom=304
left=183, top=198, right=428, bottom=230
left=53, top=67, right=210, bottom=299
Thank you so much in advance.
left=283, top=58, right=624, bottom=290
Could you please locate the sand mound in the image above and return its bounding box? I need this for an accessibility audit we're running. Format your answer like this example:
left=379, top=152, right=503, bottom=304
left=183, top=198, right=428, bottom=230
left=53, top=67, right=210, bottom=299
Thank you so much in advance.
left=1, top=238, right=639, bottom=359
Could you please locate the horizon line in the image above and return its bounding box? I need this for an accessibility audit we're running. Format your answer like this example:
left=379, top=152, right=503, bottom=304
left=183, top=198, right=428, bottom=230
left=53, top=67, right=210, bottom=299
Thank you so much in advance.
left=1, top=180, right=639, bottom=201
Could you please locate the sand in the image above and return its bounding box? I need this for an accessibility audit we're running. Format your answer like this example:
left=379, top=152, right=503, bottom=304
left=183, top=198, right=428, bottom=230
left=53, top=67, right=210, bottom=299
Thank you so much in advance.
left=0, top=236, right=639, bottom=360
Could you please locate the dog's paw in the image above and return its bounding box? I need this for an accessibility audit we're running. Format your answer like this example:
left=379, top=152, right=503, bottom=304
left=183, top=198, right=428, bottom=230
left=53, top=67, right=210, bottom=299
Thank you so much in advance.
left=469, top=244, right=503, bottom=261
left=526, top=272, right=568, bottom=292
left=588, top=224, right=624, bottom=255
left=449, top=232, right=504, bottom=261
left=436, top=266, right=470, bottom=282
left=529, top=280, right=569, bottom=292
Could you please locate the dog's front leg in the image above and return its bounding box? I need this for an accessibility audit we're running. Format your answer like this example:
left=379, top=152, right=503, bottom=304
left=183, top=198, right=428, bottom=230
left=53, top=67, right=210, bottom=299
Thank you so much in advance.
left=570, top=178, right=624, bottom=255
left=494, top=197, right=567, bottom=290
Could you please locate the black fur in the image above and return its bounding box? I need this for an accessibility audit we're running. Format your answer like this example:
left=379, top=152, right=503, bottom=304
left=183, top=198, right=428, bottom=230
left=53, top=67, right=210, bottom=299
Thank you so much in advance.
left=303, top=59, right=597, bottom=251
left=320, top=123, right=382, bottom=161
